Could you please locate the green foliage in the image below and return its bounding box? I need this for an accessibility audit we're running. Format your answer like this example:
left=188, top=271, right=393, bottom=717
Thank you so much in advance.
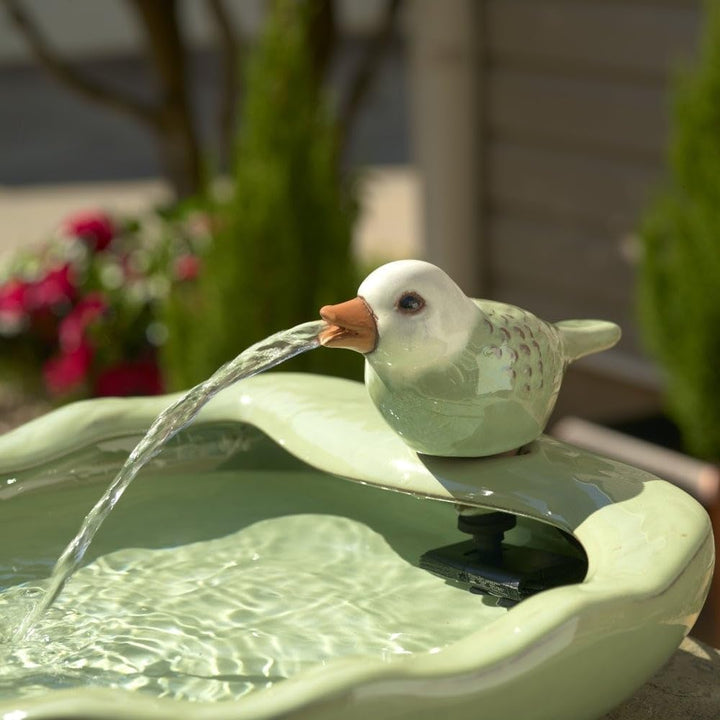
left=161, top=0, right=363, bottom=390
left=639, top=0, right=720, bottom=460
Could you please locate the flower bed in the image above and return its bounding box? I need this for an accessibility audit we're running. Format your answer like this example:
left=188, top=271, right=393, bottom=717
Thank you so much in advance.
left=0, top=209, right=207, bottom=401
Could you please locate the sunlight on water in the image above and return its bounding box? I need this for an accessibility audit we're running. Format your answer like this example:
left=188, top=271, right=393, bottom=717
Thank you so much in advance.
left=14, top=321, right=324, bottom=639
left=0, top=514, right=503, bottom=703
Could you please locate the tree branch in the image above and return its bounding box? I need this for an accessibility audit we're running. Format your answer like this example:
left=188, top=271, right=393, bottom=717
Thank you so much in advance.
left=307, top=0, right=336, bottom=88
left=1, top=0, right=159, bottom=127
left=336, top=0, right=402, bottom=162
left=207, top=0, right=243, bottom=166
left=126, top=0, right=203, bottom=198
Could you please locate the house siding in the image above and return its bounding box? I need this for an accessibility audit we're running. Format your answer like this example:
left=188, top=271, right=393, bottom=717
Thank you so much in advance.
left=477, top=0, right=702, bottom=383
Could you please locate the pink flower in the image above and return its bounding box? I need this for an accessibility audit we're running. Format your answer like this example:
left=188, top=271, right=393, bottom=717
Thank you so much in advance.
left=28, top=264, right=76, bottom=310
left=0, top=279, right=30, bottom=322
left=94, top=359, right=164, bottom=397
left=174, top=254, right=201, bottom=282
left=43, top=343, right=93, bottom=396
left=64, top=211, right=115, bottom=252
left=59, top=292, right=108, bottom=351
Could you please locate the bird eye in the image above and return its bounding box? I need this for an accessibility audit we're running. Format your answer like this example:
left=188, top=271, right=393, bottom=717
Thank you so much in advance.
left=396, top=291, right=425, bottom=314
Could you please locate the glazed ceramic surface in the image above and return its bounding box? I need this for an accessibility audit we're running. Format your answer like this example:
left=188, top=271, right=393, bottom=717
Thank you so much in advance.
left=0, top=373, right=713, bottom=720
left=320, top=260, right=621, bottom=456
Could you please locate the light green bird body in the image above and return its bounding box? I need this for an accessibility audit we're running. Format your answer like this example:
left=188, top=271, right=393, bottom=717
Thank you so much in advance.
left=357, top=262, right=621, bottom=457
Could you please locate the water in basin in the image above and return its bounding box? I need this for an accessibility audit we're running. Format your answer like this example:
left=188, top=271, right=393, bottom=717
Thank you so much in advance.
left=13, top=321, right=325, bottom=637
left=0, top=425, right=511, bottom=703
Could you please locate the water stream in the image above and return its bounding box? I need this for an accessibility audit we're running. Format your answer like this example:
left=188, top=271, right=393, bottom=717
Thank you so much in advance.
left=13, top=321, right=324, bottom=641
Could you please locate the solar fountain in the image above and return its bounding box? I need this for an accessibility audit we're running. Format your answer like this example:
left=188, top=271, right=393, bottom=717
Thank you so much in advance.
left=0, top=261, right=713, bottom=720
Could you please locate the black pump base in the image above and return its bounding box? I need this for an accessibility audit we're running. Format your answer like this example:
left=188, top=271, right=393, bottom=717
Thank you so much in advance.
left=419, top=511, right=587, bottom=604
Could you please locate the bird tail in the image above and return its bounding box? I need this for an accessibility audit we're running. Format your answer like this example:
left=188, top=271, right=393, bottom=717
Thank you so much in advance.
left=555, top=320, right=621, bottom=363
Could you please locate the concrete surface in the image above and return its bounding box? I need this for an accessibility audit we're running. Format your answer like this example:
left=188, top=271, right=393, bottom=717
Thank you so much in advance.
left=605, top=637, right=720, bottom=719
left=0, top=178, right=171, bottom=264
left=0, top=168, right=421, bottom=268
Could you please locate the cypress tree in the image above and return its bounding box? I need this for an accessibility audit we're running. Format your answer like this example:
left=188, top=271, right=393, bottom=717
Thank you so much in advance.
left=162, top=0, right=362, bottom=389
left=639, top=0, right=720, bottom=459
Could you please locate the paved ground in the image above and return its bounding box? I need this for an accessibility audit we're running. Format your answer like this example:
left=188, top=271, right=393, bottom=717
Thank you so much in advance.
left=0, top=168, right=421, bottom=267
left=605, top=638, right=720, bottom=720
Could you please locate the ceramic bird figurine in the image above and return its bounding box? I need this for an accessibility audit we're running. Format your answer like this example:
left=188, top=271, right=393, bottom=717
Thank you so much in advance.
left=318, top=259, right=620, bottom=457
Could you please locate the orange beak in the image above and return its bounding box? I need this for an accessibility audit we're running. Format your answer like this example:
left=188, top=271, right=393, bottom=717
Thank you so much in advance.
left=318, top=297, right=378, bottom=354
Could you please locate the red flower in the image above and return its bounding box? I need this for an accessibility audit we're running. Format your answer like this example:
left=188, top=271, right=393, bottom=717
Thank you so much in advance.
left=28, top=264, right=76, bottom=310
left=174, top=254, right=201, bottom=282
left=43, top=343, right=93, bottom=396
left=64, top=211, right=115, bottom=252
left=0, top=279, right=30, bottom=322
left=94, top=359, right=164, bottom=397
left=59, top=292, right=108, bottom=351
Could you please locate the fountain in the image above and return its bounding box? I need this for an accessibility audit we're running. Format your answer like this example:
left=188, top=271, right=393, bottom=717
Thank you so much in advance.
left=0, top=260, right=713, bottom=720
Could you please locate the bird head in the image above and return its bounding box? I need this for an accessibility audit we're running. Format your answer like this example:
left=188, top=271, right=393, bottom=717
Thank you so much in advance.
left=319, top=260, right=480, bottom=374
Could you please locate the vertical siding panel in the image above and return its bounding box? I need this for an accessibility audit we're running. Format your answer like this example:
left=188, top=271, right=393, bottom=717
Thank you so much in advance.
left=481, top=0, right=701, bottom=382
left=486, top=0, right=700, bottom=75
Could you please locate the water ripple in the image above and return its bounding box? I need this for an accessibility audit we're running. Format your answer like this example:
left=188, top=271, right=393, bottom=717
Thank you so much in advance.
left=0, top=514, right=505, bottom=702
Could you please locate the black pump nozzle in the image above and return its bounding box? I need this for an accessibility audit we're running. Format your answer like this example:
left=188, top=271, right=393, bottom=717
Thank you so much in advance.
left=420, top=511, right=587, bottom=604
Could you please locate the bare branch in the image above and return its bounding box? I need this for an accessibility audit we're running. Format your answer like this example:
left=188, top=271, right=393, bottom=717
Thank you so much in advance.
left=307, top=0, right=336, bottom=87
left=337, top=0, right=402, bottom=162
left=207, top=0, right=243, bottom=165
left=126, top=0, right=203, bottom=198
left=1, top=0, right=159, bottom=127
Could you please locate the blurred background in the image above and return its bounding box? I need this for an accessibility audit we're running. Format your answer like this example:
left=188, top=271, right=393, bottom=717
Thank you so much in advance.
left=0, top=0, right=719, bottom=639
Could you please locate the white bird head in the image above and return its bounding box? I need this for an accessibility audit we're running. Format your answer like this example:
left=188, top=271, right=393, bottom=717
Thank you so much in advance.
left=319, top=260, right=480, bottom=374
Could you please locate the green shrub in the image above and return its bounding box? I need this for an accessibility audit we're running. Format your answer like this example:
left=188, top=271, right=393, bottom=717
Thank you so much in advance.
left=161, top=0, right=362, bottom=390
left=639, top=0, right=720, bottom=460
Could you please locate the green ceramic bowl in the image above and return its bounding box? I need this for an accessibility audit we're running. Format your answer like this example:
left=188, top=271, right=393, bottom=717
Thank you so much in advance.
left=0, top=373, right=713, bottom=720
